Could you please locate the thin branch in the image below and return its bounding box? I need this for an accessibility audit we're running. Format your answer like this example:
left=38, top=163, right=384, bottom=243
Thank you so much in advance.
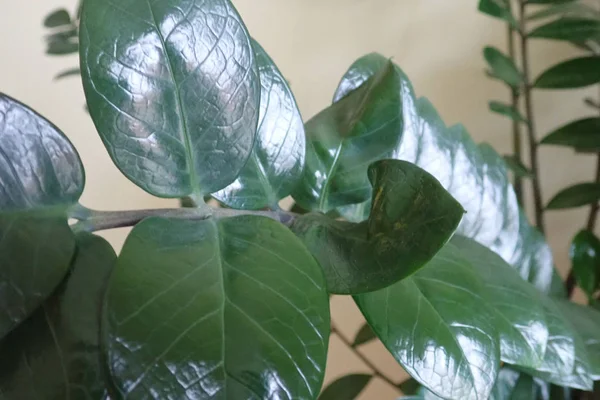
left=330, top=321, right=400, bottom=393
left=518, top=0, right=546, bottom=234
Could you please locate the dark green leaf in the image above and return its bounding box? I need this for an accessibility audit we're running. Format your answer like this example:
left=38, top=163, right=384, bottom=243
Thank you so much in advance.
left=0, top=93, right=84, bottom=338
left=46, top=39, right=78, bottom=56
left=291, top=159, right=464, bottom=294
left=534, top=57, right=600, bottom=89
left=54, top=67, right=81, bottom=80
left=478, top=0, right=518, bottom=27
left=503, top=155, right=534, bottom=178
left=290, top=203, right=309, bottom=215
left=80, top=0, right=261, bottom=198
left=584, top=97, right=600, bottom=110
left=528, top=18, right=600, bottom=43
left=540, top=118, right=600, bottom=151
left=527, top=3, right=600, bottom=21
left=547, top=183, right=600, bottom=209
left=44, top=8, right=71, bottom=28
left=45, top=28, right=77, bottom=44
left=104, top=216, right=330, bottom=399
left=354, top=240, right=500, bottom=400
left=490, top=101, right=527, bottom=122
left=399, top=377, right=421, bottom=396
left=318, top=374, right=372, bottom=400
left=451, top=235, right=548, bottom=369
left=352, top=323, right=376, bottom=347
left=301, top=53, right=560, bottom=295
left=484, top=46, right=523, bottom=88
left=570, top=230, right=600, bottom=298
left=213, top=40, right=305, bottom=209
left=490, top=368, right=549, bottom=400
left=0, top=232, right=116, bottom=398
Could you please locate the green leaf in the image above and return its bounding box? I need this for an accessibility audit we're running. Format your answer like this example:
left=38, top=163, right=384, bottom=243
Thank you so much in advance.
left=54, top=67, right=81, bottom=80
left=547, top=183, right=600, bottom=209
left=354, top=240, right=501, bottom=400
left=0, top=93, right=85, bottom=339
left=503, top=155, right=534, bottom=178
left=570, top=230, right=600, bottom=299
left=484, top=46, right=523, bottom=88
left=46, top=39, right=78, bottom=56
left=0, top=232, right=116, bottom=398
left=528, top=18, right=600, bottom=43
left=299, top=53, right=560, bottom=295
left=527, top=3, right=600, bottom=21
left=451, top=235, right=549, bottom=369
left=104, top=216, right=330, bottom=399
left=490, top=101, right=527, bottom=123
left=352, top=323, right=377, bottom=347
left=80, top=0, right=261, bottom=198
left=43, top=8, right=71, bottom=28
left=540, top=118, right=600, bottom=151
left=399, top=377, right=421, bottom=396
left=528, top=0, right=579, bottom=4
left=534, top=57, right=600, bottom=89
left=518, top=298, right=594, bottom=390
left=318, top=374, right=372, bottom=400
left=490, top=368, right=548, bottom=399
left=291, top=159, right=464, bottom=294
left=478, top=0, right=518, bottom=27
left=213, top=40, right=305, bottom=209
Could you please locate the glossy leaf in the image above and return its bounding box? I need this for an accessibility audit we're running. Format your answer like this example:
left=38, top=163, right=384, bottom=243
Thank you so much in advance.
left=291, top=159, right=464, bottom=294
left=352, top=323, right=377, bottom=347
left=534, top=57, right=600, bottom=89
left=484, top=46, right=523, bottom=88
left=518, top=298, right=594, bottom=390
left=300, top=53, right=560, bottom=296
left=547, top=183, right=600, bottom=209
left=104, top=216, right=330, bottom=399
left=54, top=67, right=81, bottom=80
left=503, top=155, right=534, bottom=178
left=213, top=40, right=305, bottom=209
left=451, top=235, right=548, bottom=369
left=44, top=8, right=71, bottom=28
left=529, top=18, right=600, bottom=43
left=570, top=230, right=600, bottom=298
left=354, top=240, right=500, bottom=400
left=490, top=368, right=549, bottom=400
left=0, top=93, right=84, bottom=338
left=318, top=374, right=372, bottom=400
left=527, top=3, right=600, bottom=21
left=0, top=233, right=116, bottom=398
left=540, top=118, right=600, bottom=151
left=80, top=0, right=261, bottom=198
left=490, top=101, right=527, bottom=123
left=478, top=0, right=518, bottom=27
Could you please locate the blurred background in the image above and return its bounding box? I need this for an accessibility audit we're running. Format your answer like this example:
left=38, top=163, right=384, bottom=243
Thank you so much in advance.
left=0, top=0, right=596, bottom=397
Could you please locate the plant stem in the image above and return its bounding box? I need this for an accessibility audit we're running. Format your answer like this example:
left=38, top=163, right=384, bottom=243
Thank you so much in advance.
left=507, top=13, right=524, bottom=207
left=518, top=0, right=546, bottom=234
left=330, top=321, right=400, bottom=392
left=70, top=206, right=296, bottom=233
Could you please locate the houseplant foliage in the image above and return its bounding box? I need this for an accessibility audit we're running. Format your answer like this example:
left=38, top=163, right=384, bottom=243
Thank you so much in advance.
left=7, top=0, right=597, bottom=398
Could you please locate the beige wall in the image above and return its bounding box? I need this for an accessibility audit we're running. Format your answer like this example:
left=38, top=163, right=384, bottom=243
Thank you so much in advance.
left=0, top=0, right=596, bottom=397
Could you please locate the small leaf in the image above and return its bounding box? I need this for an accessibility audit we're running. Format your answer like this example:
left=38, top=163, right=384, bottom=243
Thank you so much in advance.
left=54, top=67, right=80, bottom=80
left=503, top=155, right=534, bottom=178
left=291, top=159, right=464, bottom=294
left=570, top=230, right=600, bottom=299
left=490, top=368, right=547, bottom=399
left=0, top=233, right=116, bottom=398
left=534, top=57, right=600, bottom=89
left=528, top=18, right=600, bottom=43
left=399, top=377, right=421, bottom=395
left=584, top=97, right=600, bottom=110
left=547, top=183, right=600, bottom=209
left=478, top=0, right=518, bottom=27
left=213, top=40, right=305, bottom=209
left=318, top=374, right=372, bottom=400
left=540, top=118, right=600, bottom=151
left=46, top=39, right=78, bottom=56
left=104, top=216, right=330, bottom=399
left=0, top=93, right=85, bottom=338
left=484, top=46, right=523, bottom=88
left=43, top=8, right=71, bottom=28
left=352, top=323, right=377, bottom=347
left=490, top=101, right=527, bottom=122
left=527, top=3, right=600, bottom=21
left=80, top=0, right=261, bottom=197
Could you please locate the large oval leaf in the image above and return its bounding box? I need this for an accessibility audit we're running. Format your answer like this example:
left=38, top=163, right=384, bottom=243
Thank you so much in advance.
left=569, top=230, right=600, bottom=298
left=80, top=0, right=261, bottom=197
left=213, top=40, right=305, bottom=209
left=540, top=117, right=600, bottom=151
left=104, top=216, right=330, bottom=399
left=0, top=232, right=116, bottom=398
left=534, top=57, right=600, bottom=89
left=0, top=93, right=84, bottom=338
left=354, top=240, right=500, bottom=400
left=294, top=53, right=560, bottom=296
left=291, top=159, right=463, bottom=294
left=528, top=18, right=600, bottom=43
